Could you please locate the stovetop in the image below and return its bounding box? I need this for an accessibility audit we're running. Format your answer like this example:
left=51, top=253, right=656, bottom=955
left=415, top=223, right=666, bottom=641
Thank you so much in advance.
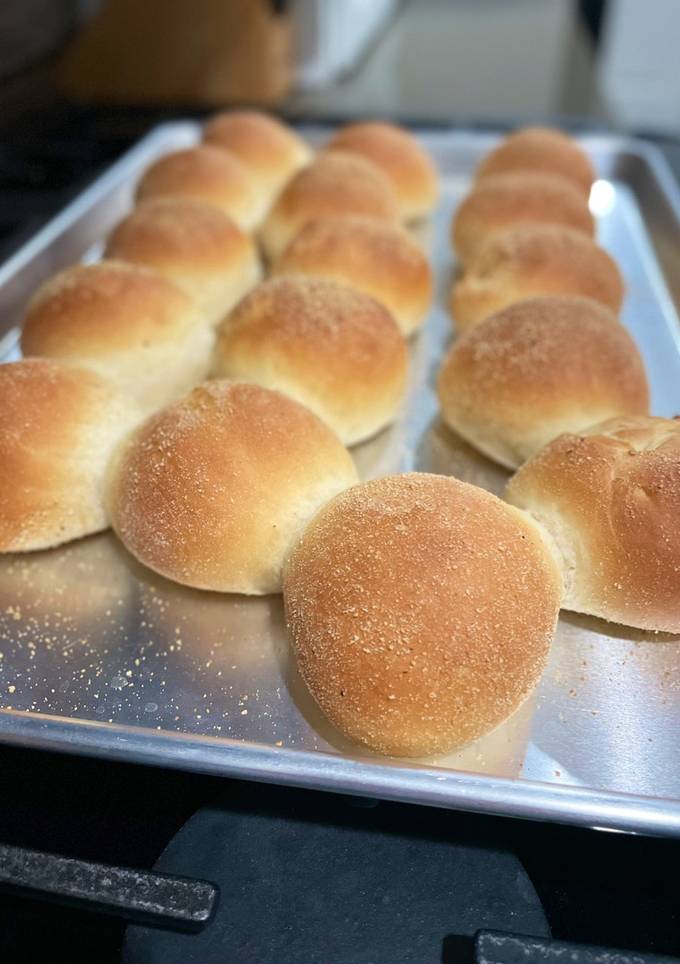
left=1, top=103, right=680, bottom=964
left=0, top=105, right=192, bottom=261
left=2, top=743, right=680, bottom=963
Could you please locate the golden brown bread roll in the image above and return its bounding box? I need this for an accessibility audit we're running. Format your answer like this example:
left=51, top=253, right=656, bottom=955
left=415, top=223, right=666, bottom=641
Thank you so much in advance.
left=505, top=415, right=680, bottom=633
left=105, top=198, right=261, bottom=327
left=214, top=276, right=408, bottom=446
left=273, top=216, right=432, bottom=336
left=21, top=261, right=214, bottom=414
left=259, top=151, right=400, bottom=263
left=0, top=359, right=141, bottom=552
left=326, top=121, right=438, bottom=221
left=107, top=380, right=359, bottom=595
left=438, top=297, right=649, bottom=469
left=283, top=473, right=562, bottom=756
left=203, top=110, right=312, bottom=210
left=476, top=126, right=595, bottom=197
left=450, top=225, right=624, bottom=333
left=452, top=172, right=595, bottom=267
left=135, top=146, right=267, bottom=231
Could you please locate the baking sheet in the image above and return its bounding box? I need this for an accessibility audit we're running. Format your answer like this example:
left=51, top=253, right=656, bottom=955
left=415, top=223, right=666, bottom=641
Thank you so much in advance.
left=0, top=124, right=679, bottom=836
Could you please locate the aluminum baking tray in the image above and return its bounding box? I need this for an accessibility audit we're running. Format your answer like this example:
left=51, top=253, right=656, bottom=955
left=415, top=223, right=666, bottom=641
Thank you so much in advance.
left=1, top=124, right=679, bottom=836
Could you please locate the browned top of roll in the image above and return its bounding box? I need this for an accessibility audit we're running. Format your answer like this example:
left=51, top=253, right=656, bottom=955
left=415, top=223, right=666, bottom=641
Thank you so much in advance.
left=135, top=146, right=261, bottom=222
left=452, top=172, right=594, bottom=264
left=214, top=275, right=408, bottom=445
left=203, top=110, right=311, bottom=180
left=21, top=261, right=202, bottom=357
left=106, top=197, right=254, bottom=273
left=455, top=225, right=624, bottom=319
left=0, top=359, right=110, bottom=459
left=108, top=380, right=358, bottom=594
left=505, top=415, right=680, bottom=633
left=326, top=121, right=438, bottom=218
left=476, top=126, right=595, bottom=196
left=275, top=215, right=428, bottom=289
left=0, top=359, right=139, bottom=552
left=472, top=225, right=619, bottom=293
left=273, top=215, right=432, bottom=333
left=440, top=296, right=648, bottom=430
left=268, top=150, right=400, bottom=226
left=218, top=275, right=405, bottom=378
left=284, top=472, right=561, bottom=756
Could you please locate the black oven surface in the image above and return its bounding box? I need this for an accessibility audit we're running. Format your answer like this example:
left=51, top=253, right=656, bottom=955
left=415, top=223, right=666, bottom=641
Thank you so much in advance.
left=1, top=744, right=680, bottom=963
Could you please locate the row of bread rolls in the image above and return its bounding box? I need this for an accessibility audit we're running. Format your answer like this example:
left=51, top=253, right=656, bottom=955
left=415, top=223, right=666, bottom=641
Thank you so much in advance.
left=102, top=117, right=439, bottom=594
left=0, top=361, right=560, bottom=758
left=282, top=120, right=680, bottom=755
left=207, top=119, right=437, bottom=438
left=0, top=356, right=361, bottom=595
left=261, top=121, right=439, bottom=261
left=137, top=111, right=313, bottom=231
left=21, top=221, right=430, bottom=424
left=4, top=114, right=436, bottom=565
left=437, top=127, right=680, bottom=636
left=254, top=130, right=565, bottom=757
left=20, top=261, right=414, bottom=446
left=206, top=121, right=436, bottom=444
left=22, top=114, right=436, bottom=426
left=449, top=128, right=623, bottom=331
left=130, top=115, right=438, bottom=257
left=1, top=111, right=308, bottom=552
left=440, top=127, right=644, bottom=467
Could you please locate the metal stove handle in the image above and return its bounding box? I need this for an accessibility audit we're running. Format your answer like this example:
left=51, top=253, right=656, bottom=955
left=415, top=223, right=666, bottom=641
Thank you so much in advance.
left=475, top=930, right=679, bottom=963
left=0, top=842, right=218, bottom=933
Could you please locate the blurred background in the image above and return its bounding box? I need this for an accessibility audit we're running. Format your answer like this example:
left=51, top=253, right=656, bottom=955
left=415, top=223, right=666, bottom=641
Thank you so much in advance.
left=1, top=0, right=679, bottom=257
left=3, top=0, right=679, bottom=128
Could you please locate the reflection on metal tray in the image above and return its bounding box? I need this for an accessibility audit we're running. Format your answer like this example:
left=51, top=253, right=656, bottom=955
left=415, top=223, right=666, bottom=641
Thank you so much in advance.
left=0, top=125, right=679, bottom=836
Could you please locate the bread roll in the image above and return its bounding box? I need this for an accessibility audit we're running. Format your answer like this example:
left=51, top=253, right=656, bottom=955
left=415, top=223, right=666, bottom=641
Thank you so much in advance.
left=283, top=473, right=562, bottom=756
left=107, top=380, right=359, bottom=594
left=273, top=216, right=432, bottom=336
left=326, top=121, right=438, bottom=221
left=438, top=297, right=649, bottom=469
left=0, top=359, right=141, bottom=552
left=214, top=276, right=408, bottom=445
left=452, top=172, right=594, bottom=267
left=505, top=416, right=680, bottom=633
left=105, top=198, right=261, bottom=327
left=203, top=110, right=312, bottom=210
left=21, top=261, right=214, bottom=414
left=135, top=146, right=267, bottom=231
left=259, top=151, right=400, bottom=263
left=450, top=225, right=624, bottom=333
left=476, top=126, right=595, bottom=197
